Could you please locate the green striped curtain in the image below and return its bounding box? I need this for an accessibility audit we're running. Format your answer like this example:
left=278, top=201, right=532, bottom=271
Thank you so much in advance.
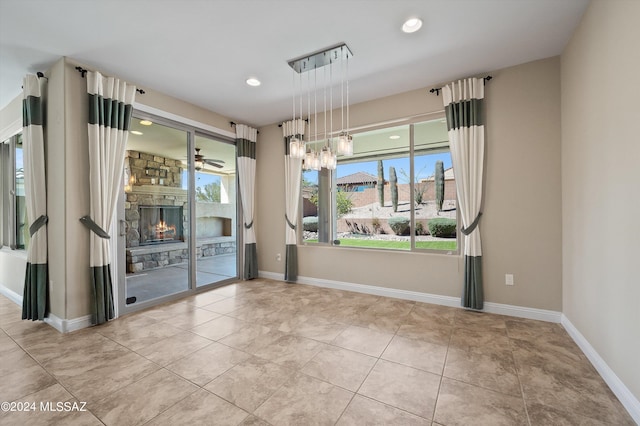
left=82, top=71, right=136, bottom=324
left=442, top=78, right=485, bottom=310
left=282, top=119, right=305, bottom=282
left=236, top=124, right=258, bottom=280
left=22, top=74, right=49, bottom=321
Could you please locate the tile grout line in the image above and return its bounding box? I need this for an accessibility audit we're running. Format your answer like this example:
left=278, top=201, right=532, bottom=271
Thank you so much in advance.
left=506, top=325, right=532, bottom=426
left=4, top=327, right=111, bottom=424
left=430, top=315, right=455, bottom=425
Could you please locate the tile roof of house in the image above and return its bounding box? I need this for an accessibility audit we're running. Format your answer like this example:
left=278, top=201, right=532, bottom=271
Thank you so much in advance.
left=336, top=171, right=378, bottom=186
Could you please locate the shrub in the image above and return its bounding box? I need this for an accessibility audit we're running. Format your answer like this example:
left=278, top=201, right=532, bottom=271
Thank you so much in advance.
left=336, top=190, right=353, bottom=216
left=311, top=191, right=352, bottom=216
left=303, top=216, right=318, bottom=232
left=388, top=217, right=410, bottom=235
left=428, top=218, right=457, bottom=238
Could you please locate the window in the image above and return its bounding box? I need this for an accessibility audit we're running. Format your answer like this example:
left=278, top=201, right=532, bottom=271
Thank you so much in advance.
left=301, top=118, right=457, bottom=253
left=1, top=132, right=28, bottom=250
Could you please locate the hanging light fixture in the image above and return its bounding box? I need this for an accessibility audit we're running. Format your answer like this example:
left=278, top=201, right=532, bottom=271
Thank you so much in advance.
left=337, top=48, right=353, bottom=157
left=289, top=136, right=305, bottom=159
left=289, top=68, right=305, bottom=159
left=194, top=148, right=205, bottom=171
left=288, top=43, right=353, bottom=170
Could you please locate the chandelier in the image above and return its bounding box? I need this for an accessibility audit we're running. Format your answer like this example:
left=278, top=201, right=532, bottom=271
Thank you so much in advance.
left=287, top=43, right=354, bottom=171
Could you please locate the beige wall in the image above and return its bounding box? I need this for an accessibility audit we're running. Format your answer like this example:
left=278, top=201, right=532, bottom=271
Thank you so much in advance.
left=257, top=56, right=563, bottom=311
left=47, top=58, right=68, bottom=319
left=561, top=0, right=640, bottom=401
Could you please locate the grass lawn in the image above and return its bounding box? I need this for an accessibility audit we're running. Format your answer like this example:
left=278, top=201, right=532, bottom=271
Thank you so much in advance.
left=305, top=238, right=457, bottom=251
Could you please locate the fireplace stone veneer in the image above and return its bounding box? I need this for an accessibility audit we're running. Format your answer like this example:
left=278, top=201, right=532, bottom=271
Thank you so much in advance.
left=126, top=237, right=235, bottom=273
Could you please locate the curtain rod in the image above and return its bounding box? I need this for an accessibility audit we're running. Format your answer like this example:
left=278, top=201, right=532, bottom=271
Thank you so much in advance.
left=429, top=75, right=492, bottom=96
left=229, top=121, right=259, bottom=134
left=277, top=118, right=309, bottom=128
left=21, top=72, right=48, bottom=88
left=75, top=66, right=145, bottom=94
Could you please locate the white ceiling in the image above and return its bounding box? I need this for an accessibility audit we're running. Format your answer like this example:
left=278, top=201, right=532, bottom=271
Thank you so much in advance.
left=0, top=0, right=589, bottom=127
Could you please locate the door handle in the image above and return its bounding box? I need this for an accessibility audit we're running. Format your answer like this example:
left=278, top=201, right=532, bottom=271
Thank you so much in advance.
left=119, top=220, right=129, bottom=236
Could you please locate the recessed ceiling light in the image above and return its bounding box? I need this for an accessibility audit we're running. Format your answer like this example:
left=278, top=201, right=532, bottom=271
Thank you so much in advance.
left=402, top=17, right=422, bottom=33
left=389, top=135, right=400, bottom=140
left=139, top=120, right=152, bottom=126
left=131, top=130, right=143, bottom=135
left=246, top=78, right=261, bottom=87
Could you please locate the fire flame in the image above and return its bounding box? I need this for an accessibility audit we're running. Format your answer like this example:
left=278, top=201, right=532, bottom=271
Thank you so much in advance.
left=154, top=220, right=177, bottom=240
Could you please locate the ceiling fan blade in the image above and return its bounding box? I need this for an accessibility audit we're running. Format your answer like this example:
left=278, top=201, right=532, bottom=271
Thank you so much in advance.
left=203, top=159, right=224, bottom=168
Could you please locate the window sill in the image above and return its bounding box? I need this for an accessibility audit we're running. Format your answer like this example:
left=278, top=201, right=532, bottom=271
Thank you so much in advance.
left=0, top=246, right=28, bottom=260
left=298, top=242, right=460, bottom=257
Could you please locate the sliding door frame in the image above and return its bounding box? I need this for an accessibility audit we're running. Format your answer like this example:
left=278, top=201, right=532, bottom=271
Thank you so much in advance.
left=116, top=111, right=241, bottom=317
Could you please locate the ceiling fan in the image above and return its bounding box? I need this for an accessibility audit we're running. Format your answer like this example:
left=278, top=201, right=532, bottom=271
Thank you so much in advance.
left=194, top=148, right=225, bottom=170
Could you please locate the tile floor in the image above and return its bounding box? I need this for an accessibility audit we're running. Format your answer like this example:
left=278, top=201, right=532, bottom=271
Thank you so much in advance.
left=0, top=278, right=634, bottom=425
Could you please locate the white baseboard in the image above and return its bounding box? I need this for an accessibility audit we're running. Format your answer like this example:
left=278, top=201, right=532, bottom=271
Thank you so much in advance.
left=0, top=283, right=93, bottom=334
left=258, top=270, right=562, bottom=323
left=483, top=301, right=561, bottom=323
left=561, top=314, right=640, bottom=424
left=0, top=284, right=23, bottom=306
left=45, top=313, right=94, bottom=334
left=258, top=271, right=285, bottom=281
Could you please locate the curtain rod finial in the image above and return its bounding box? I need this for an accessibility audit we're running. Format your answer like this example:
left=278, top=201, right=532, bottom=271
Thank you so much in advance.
left=75, top=66, right=87, bottom=78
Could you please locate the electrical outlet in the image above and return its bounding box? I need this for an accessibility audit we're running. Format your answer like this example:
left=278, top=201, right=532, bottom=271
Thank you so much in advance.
left=276, top=253, right=282, bottom=262
left=505, top=274, right=514, bottom=286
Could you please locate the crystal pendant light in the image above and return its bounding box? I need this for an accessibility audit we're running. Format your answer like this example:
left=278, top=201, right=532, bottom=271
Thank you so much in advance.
left=327, top=152, right=337, bottom=170
left=289, top=137, right=304, bottom=159
left=320, top=145, right=331, bottom=168
left=337, top=133, right=353, bottom=156
left=311, top=150, right=321, bottom=171
left=288, top=43, right=353, bottom=168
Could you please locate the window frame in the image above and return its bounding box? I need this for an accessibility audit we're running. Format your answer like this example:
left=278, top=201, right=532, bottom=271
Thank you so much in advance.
left=299, top=117, right=460, bottom=255
left=1, top=131, right=26, bottom=251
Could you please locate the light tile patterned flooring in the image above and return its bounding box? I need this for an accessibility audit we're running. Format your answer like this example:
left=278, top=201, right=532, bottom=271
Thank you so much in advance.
left=0, top=279, right=634, bottom=425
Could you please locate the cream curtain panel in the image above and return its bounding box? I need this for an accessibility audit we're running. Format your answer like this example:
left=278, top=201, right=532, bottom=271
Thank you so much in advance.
left=236, top=124, right=258, bottom=279
left=22, top=74, right=49, bottom=321
left=442, top=78, right=485, bottom=310
left=81, top=71, right=136, bottom=324
left=282, top=119, right=305, bottom=282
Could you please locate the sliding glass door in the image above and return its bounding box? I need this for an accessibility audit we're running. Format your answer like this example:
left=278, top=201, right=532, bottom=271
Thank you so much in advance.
left=117, top=114, right=239, bottom=314
left=194, top=134, right=238, bottom=287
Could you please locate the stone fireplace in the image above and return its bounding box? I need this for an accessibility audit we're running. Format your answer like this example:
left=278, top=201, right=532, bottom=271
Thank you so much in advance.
left=124, top=150, right=237, bottom=274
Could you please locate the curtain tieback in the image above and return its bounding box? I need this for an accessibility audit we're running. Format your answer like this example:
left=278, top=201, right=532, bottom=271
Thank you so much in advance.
left=29, top=215, right=49, bottom=237
left=284, top=214, right=296, bottom=230
left=79, top=215, right=111, bottom=239
left=244, top=220, right=254, bottom=229
left=461, top=212, right=483, bottom=236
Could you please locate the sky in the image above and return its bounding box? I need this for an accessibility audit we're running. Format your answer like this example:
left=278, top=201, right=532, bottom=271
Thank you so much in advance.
left=182, top=170, right=221, bottom=191
left=304, top=152, right=452, bottom=185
